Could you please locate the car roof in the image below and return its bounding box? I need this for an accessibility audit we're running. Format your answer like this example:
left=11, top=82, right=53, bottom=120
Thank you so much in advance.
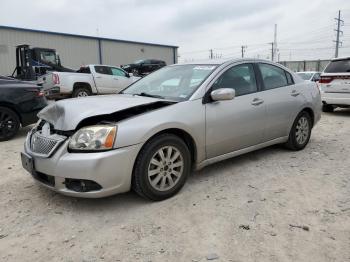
left=84, top=64, right=123, bottom=69
left=177, top=58, right=275, bottom=66
left=331, top=56, right=350, bottom=61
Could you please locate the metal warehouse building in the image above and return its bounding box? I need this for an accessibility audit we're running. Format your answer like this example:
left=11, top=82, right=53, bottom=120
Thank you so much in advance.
left=0, top=25, right=178, bottom=76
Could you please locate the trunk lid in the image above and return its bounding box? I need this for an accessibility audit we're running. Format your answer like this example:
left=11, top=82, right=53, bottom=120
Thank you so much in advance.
left=38, top=73, right=56, bottom=91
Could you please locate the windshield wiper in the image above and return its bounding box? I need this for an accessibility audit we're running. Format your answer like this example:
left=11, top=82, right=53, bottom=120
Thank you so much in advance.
left=134, top=92, right=164, bottom=99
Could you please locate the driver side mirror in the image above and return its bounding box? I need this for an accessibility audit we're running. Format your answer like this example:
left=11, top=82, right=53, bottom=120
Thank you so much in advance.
left=210, top=88, right=235, bottom=101
left=127, top=72, right=133, bottom=78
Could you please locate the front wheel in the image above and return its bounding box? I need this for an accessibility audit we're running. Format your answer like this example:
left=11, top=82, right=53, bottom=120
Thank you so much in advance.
left=285, top=111, right=312, bottom=151
left=0, top=107, right=20, bottom=141
left=132, top=134, right=191, bottom=201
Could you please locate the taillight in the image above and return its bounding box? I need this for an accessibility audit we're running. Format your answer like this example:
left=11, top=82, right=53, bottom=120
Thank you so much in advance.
left=53, top=73, right=60, bottom=85
left=26, top=89, right=44, bottom=97
left=319, top=75, right=350, bottom=84
left=319, top=76, right=334, bottom=84
left=37, top=91, right=45, bottom=97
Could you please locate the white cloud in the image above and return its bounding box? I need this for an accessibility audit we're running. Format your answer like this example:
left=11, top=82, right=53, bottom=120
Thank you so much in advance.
left=0, top=0, right=349, bottom=61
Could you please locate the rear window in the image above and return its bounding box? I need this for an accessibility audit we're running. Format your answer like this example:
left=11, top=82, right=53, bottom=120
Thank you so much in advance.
left=297, top=73, right=313, bottom=80
left=324, top=59, right=350, bottom=73
left=77, top=67, right=91, bottom=74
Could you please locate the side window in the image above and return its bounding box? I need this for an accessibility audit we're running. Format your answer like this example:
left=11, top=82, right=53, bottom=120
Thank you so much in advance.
left=285, top=71, right=294, bottom=85
left=95, top=66, right=112, bottom=75
left=259, top=63, right=288, bottom=90
left=111, top=67, right=127, bottom=77
left=212, top=63, right=257, bottom=96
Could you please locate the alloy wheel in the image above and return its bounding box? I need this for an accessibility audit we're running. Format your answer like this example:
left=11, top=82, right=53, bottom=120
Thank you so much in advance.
left=295, top=116, right=309, bottom=145
left=147, top=146, right=184, bottom=191
left=77, top=91, right=89, bottom=97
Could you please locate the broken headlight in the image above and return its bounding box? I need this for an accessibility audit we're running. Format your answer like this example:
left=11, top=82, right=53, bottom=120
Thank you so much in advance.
left=69, top=125, right=117, bottom=151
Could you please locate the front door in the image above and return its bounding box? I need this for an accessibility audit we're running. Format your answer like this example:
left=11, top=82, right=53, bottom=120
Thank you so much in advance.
left=110, top=67, right=133, bottom=93
left=205, top=63, right=266, bottom=159
left=93, top=65, right=114, bottom=94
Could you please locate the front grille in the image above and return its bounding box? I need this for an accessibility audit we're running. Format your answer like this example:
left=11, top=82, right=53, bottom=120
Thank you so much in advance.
left=29, top=131, right=66, bottom=157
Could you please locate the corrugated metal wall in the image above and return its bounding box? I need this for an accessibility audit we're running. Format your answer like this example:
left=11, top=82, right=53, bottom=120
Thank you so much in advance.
left=101, top=40, right=174, bottom=67
left=0, top=27, right=177, bottom=76
left=0, top=28, right=99, bottom=75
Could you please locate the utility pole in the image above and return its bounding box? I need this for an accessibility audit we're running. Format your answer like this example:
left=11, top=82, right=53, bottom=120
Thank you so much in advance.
left=209, top=49, right=213, bottom=59
left=334, top=10, right=344, bottom=58
left=269, top=42, right=274, bottom=61
left=241, top=45, right=247, bottom=58
left=273, top=24, right=277, bottom=62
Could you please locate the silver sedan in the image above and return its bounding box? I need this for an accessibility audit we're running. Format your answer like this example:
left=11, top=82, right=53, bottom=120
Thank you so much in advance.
left=21, top=59, right=321, bottom=200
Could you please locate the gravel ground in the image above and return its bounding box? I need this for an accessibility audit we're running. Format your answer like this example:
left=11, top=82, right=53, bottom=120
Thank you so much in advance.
left=0, top=110, right=349, bottom=262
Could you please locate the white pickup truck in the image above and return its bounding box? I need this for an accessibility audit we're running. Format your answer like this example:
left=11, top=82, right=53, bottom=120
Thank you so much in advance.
left=39, top=64, right=140, bottom=98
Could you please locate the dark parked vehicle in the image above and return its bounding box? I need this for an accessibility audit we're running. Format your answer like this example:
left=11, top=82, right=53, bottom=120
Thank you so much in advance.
left=0, top=76, right=47, bottom=141
left=121, top=59, right=166, bottom=76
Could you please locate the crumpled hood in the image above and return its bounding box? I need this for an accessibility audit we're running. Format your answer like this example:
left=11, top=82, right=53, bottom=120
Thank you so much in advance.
left=38, top=94, right=166, bottom=131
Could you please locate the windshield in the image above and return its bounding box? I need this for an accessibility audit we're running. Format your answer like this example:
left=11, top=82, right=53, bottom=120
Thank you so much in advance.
left=297, top=72, right=313, bottom=80
left=122, top=64, right=217, bottom=101
left=324, top=59, right=350, bottom=73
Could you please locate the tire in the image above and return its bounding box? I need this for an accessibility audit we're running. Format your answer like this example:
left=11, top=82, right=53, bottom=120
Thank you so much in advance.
left=72, top=87, right=92, bottom=98
left=285, top=111, right=312, bottom=151
left=132, top=134, right=191, bottom=201
left=322, top=104, right=334, bottom=112
left=0, top=106, right=20, bottom=141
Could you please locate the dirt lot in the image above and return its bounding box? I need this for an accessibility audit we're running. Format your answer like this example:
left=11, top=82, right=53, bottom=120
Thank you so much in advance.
left=0, top=110, right=349, bottom=262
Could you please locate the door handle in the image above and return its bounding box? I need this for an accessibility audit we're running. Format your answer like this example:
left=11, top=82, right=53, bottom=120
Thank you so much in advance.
left=113, top=77, right=118, bottom=80
left=251, top=98, right=264, bottom=106
left=291, top=90, right=300, bottom=97
left=94, top=76, right=102, bottom=79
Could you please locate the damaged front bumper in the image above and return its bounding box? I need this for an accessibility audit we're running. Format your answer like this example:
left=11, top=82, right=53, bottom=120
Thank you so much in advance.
left=22, top=132, right=143, bottom=198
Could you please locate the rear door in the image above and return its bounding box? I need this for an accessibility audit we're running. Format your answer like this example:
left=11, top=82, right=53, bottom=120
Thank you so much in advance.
left=320, top=59, right=350, bottom=93
left=256, top=63, right=303, bottom=141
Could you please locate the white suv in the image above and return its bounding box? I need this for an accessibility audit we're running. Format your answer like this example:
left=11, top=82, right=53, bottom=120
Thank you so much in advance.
left=319, top=57, right=350, bottom=112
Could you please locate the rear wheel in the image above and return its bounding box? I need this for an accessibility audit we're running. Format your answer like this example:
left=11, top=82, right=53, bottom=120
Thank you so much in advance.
left=285, top=111, right=312, bottom=151
left=72, top=87, right=91, bottom=98
left=322, top=104, right=334, bottom=112
left=132, top=134, right=191, bottom=201
left=0, top=107, right=20, bottom=141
